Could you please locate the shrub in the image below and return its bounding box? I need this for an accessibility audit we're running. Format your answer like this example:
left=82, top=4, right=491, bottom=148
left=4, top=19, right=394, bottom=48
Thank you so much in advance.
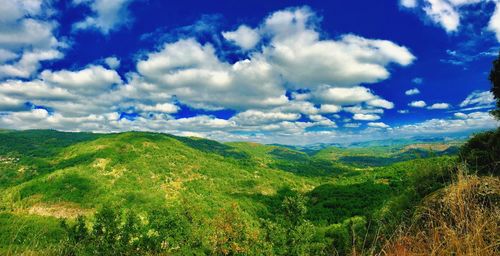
left=460, top=128, right=500, bottom=176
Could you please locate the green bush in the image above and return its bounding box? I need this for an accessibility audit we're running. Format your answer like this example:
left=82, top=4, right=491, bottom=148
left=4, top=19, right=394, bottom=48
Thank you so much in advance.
left=460, top=128, right=500, bottom=176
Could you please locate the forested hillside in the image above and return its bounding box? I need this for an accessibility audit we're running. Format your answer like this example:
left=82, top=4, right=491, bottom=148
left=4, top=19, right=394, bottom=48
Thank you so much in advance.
left=0, top=129, right=467, bottom=255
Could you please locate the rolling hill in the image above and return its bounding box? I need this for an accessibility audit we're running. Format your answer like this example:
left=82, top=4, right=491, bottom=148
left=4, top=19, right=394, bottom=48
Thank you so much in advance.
left=0, top=130, right=462, bottom=255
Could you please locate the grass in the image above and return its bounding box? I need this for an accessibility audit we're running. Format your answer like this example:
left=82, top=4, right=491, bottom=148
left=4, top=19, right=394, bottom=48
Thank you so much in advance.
left=0, top=130, right=492, bottom=255
left=381, top=167, right=500, bottom=256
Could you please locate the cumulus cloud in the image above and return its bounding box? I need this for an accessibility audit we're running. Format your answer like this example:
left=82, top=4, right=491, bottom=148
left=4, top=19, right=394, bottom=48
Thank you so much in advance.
left=5, top=5, right=471, bottom=145
left=400, top=0, right=418, bottom=8
left=393, top=111, right=498, bottom=135
left=319, top=104, right=342, bottom=113
left=136, top=38, right=286, bottom=110
left=454, top=112, right=468, bottom=118
left=368, top=122, right=390, bottom=128
left=312, top=86, right=379, bottom=105
left=230, top=110, right=300, bottom=126
left=405, top=88, right=420, bottom=95
left=40, top=65, right=122, bottom=95
left=423, top=0, right=461, bottom=32
left=104, top=56, right=120, bottom=69
left=135, top=103, right=179, bottom=114
left=401, top=0, right=500, bottom=41
left=344, top=106, right=384, bottom=115
left=409, top=100, right=427, bottom=108
left=73, top=0, right=135, bottom=34
left=353, top=113, right=381, bottom=121
left=222, top=25, right=261, bottom=50
left=489, top=1, right=500, bottom=41
left=135, top=7, right=413, bottom=114
left=262, top=17, right=415, bottom=88
left=0, top=0, right=64, bottom=79
left=427, top=102, right=450, bottom=109
left=367, top=99, right=394, bottom=109
left=0, top=94, right=24, bottom=111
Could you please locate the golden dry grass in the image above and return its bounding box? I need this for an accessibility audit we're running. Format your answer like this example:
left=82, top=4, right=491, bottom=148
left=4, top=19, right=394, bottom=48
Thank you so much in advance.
left=380, top=169, right=500, bottom=256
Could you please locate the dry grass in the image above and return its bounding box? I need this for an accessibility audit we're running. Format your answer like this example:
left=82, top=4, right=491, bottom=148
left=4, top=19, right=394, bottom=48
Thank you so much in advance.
left=379, top=168, right=500, bottom=256
left=26, top=202, right=92, bottom=219
left=401, top=143, right=452, bottom=152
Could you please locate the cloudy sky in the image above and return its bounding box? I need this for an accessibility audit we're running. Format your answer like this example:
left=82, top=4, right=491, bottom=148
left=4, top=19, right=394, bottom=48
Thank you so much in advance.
left=0, top=0, right=499, bottom=145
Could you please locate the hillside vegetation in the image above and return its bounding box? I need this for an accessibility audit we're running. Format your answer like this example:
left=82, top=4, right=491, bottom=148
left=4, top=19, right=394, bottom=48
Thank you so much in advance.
left=0, top=129, right=496, bottom=255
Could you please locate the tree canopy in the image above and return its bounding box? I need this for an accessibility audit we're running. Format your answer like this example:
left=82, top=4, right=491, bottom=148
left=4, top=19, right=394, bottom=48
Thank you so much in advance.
left=489, top=52, right=500, bottom=119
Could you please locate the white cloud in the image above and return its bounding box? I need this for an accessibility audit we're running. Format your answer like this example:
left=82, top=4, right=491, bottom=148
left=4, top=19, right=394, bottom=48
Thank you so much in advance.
left=135, top=103, right=179, bottom=114
left=401, top=0, right=499, bottom=41
left=230, top=110, right=300, bottom=126
left=319, top=104, right=342, bottom=113
left=135, top=6, right=412, bottom=112
left=255, top=7, right=414, bottom=89
left=0, top=79, right=74, bottom=102
left=405, top=88, right=420, bottom=95
left=344, top=106, right=384, bottom=114
left=40, top=65, right=122, bottom=95
left=73, top=0, right=134, bottom=34
left=353, top=113, right=381, bottom=121
left=423, top=0, right=460, bottom=32
left=393, top=111, right=498, bottom=135
left=409, top=100, right=427, bottom=107
left=398, top=109, right=410, bottom=114
left=308, top=114, right=337, bottom=127
left=104, top=56, right=120, bottom=69
left=0, top=0, right=64, bottom=79
left=0, top=94, right=24, bottom=111
left=489, top=1, right=500, bottom=42
left=222, top=25, right=261, bottom=50
left=454, top=112, right=468, bottom=118
left=0, top=50, right=63, bottom=79
left=400, top=0, right=418, bottom=8
left=367, top=98, right=394, bottom=109
left=368, top=122, right=390, bottom=128
left=459, top=90, right=495, bottom=109
left=0, top=6, right=423, bottom=145
left=344, top=122, right=361, bottom=128
left=274, top=100, right=319, bottom=115
left=136, top=38, right=286, bottom=110
left=428, top=102, right=450, bottom=109
left=312, top=86, right=378, bottom=105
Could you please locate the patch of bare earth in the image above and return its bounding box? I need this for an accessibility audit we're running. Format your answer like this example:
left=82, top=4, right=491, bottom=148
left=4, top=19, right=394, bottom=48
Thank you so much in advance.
left=26, top=202, right=93, bottom=219
left=402, top=143, right=451, bottom=152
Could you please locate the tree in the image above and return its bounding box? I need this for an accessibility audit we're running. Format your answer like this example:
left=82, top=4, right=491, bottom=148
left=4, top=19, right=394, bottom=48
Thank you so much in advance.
left=460, top=129, right=500, bottom=175
left=282, top=193, right=307, bottom=226
left=489, top=52, right=500, bottom=119
left=460, top=52, right=500, bottom=176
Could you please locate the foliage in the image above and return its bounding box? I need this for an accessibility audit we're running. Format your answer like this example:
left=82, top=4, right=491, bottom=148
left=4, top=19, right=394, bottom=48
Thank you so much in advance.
left=490, top=51, right=500, bottom=119
left=61, top=205, right=194, bottom=255
left=0, top=130, right=466, bottom=255
left=460, top=128, right=500, bottom=176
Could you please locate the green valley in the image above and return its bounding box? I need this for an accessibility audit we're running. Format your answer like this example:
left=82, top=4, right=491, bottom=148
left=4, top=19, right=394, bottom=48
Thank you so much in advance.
left=0, top=129, right=469, bottom=255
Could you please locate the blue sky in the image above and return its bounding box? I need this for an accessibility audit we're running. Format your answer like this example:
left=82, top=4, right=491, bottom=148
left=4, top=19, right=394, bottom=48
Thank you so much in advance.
left=0, top=0, right=499, bottom=145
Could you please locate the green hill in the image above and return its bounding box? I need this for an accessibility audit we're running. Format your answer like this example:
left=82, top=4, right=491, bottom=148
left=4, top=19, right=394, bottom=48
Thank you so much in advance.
left=0, top=130, right=459, bottom=255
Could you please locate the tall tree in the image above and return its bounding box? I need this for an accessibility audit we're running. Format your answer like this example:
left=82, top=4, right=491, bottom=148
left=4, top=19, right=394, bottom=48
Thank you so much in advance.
left=489, top=52, right=500, bottom=119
